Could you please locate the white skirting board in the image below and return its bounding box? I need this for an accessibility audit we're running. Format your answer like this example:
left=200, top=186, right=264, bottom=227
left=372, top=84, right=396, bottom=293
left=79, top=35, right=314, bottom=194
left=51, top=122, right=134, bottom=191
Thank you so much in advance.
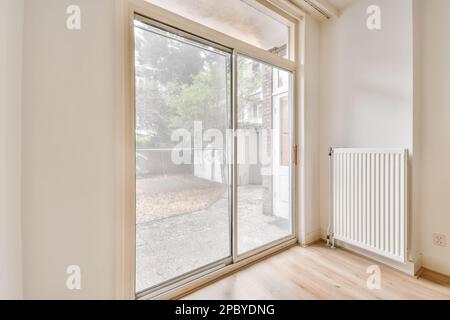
left=320, top=230, right=422, bottom=276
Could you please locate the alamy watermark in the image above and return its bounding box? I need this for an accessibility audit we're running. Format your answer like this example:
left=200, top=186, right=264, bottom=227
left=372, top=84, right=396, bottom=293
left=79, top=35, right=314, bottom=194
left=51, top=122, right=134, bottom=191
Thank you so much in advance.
left=366, top=265, right=382, bottom=290
left=168, top=122, right=280, bottom=166
left=367, top=5, right=381, bottom=30
left=66, top=265, right=81, bottom=290
left=66, top=5, right=81, bottom=30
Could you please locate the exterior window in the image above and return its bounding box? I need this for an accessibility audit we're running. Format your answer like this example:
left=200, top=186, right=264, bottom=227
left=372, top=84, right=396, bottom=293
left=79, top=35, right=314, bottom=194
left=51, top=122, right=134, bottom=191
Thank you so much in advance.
left=237, top=54, right=293, bottom=255
left=133, top=0, right=298, bottom=297
left=134, top=19, right=232, bottom=292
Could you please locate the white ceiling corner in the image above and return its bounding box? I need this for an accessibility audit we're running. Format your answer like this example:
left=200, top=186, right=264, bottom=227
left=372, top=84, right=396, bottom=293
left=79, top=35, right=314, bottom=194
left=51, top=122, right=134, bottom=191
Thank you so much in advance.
left=287, top=0, right=345, bottom=20
left=325, top=0, right=354, bottom=10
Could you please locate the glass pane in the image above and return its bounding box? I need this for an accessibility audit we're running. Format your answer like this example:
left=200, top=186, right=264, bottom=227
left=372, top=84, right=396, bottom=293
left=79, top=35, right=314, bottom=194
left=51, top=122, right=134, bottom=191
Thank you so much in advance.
left=237, top=55, right=293, bottom=255
left=134, top=19, right=232, bottom=292
left=280, top=97, right=290, bottom=166
left=146, top=0, right=292, bottom=60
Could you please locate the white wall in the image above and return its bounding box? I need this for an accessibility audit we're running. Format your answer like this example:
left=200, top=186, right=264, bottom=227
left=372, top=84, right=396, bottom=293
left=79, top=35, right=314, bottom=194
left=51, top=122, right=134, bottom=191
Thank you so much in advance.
left=414, top=0, right=450, bottom=276
left=319, top=0, right=450, bottom=276
left=0, top=0, right=24, bottom=300
left=300, top=15, right=321, bottom=244
left=22, top=0, right=118, bottom=299
left=319, top=0, right=415, bottom=253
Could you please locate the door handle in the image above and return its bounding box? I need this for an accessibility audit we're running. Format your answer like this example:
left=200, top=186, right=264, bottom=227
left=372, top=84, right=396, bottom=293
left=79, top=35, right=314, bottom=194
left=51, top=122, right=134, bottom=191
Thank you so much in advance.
left=293, top=144, right=298, bottom=166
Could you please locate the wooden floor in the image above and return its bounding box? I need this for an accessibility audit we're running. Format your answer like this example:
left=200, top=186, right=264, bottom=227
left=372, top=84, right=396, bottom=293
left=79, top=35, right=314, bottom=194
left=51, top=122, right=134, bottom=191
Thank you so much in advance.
left=183, top=243, right=450, bottom=300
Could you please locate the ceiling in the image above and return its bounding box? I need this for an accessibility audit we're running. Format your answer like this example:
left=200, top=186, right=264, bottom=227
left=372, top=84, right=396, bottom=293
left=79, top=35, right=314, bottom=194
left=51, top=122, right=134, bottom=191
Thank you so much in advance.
left=325, top=0, right=354, bottom=10
left=288, top=0, right=354, bottom=19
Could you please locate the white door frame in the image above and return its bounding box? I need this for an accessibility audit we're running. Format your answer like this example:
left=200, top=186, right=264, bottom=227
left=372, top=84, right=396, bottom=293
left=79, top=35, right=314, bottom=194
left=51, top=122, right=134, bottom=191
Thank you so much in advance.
left=116, top=0, right=305, bottom=300
left=273, top=93, right=291, bottom=219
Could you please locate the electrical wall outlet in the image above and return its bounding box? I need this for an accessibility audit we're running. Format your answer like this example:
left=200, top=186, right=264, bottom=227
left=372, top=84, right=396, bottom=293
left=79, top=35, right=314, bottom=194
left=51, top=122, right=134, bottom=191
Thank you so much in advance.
left=433, top=233, right=448, bottom=247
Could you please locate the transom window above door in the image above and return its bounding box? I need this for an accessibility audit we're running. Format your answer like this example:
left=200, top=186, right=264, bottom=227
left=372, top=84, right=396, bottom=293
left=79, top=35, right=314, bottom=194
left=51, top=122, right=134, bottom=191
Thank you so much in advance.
left=144, top=0, right=296, bottom=61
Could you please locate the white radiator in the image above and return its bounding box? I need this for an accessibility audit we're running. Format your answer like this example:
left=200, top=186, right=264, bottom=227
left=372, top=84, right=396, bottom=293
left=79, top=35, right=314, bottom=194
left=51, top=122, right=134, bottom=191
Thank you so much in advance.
left=329, top=148, right=408, bottom=263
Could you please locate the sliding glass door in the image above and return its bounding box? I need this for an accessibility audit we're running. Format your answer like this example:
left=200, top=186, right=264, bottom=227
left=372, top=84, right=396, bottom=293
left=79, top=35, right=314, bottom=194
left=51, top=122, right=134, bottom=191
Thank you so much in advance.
left=134, top=18, right=232, bottom=293
left=236, top=55, right=293, bottom=256
left=133, top=14, right=295, bottom=296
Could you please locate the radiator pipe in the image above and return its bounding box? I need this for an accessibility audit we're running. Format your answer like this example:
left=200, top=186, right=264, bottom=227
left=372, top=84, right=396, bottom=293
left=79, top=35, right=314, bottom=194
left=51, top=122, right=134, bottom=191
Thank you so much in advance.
left=327, top=147, right=335, bottom=249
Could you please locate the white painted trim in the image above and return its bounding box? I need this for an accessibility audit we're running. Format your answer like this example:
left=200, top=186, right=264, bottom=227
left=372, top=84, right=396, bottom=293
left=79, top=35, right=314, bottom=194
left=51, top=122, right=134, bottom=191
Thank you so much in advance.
left=236, top=236, right=297, bottom=262
left=320, top=230, right=422, bottom=276
left=142, top=239, right=298, bottom=300
left=297, top=15, right=307, bottom=247
left=289, top=0, right=340, bottom=20
left=304, top=230, right=321, bottom=246
left=311, top=0, right=340, bottom=18
left=0, top=0, right=24, bottom=300
left=422, top=255, right=450, bottom=277
left=115, top=0, right=136, bottom=300
left=336, top=240, right=421, bottom=276
left=267, top=0, right=307, bottom=20
left=245, top=0, right=299, bottom=24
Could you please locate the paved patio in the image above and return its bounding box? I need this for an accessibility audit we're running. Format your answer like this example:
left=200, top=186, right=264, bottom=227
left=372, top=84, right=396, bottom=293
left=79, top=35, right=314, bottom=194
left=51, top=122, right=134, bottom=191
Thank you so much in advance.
left=136, top=176, right=290, bottom=292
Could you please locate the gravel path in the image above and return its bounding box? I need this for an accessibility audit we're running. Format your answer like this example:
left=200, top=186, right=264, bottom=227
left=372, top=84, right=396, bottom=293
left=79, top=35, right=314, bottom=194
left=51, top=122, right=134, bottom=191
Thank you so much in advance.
left=136, top=174, right=226, bottom=223
left=136, top=181, right=290, bottom=292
